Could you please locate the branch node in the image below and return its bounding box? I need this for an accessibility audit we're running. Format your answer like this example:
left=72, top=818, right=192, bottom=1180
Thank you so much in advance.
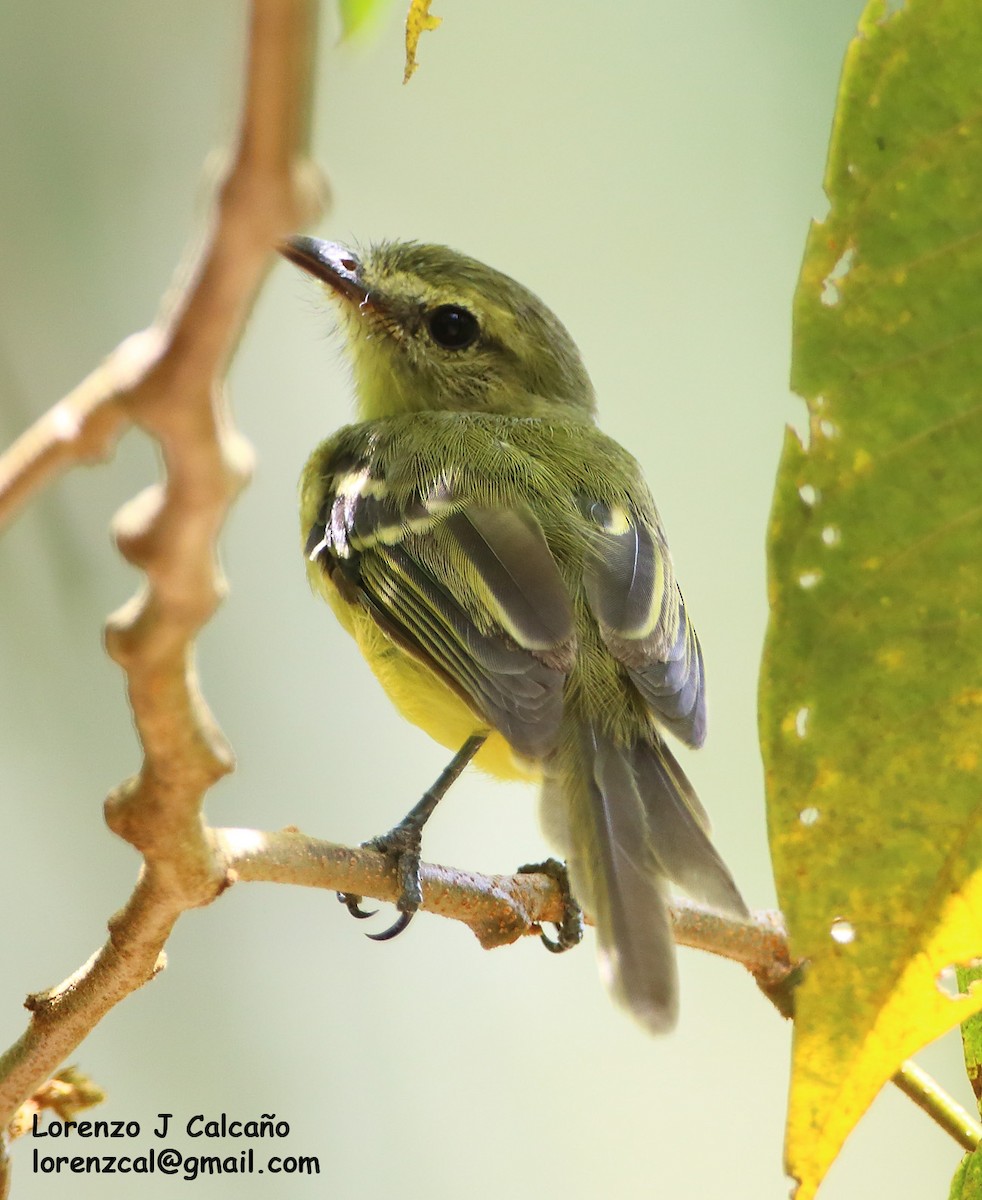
left=111, top=485, right=166, bottom=568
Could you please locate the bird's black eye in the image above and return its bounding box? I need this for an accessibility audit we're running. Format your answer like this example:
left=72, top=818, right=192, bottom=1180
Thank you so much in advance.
left=426, top=305, right=480, bottom=350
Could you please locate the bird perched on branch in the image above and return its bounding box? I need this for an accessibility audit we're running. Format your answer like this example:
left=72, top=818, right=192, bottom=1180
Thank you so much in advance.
left=281, top=235, right=747, bottom=1033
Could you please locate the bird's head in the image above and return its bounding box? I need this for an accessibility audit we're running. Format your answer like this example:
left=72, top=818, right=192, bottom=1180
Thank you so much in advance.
left=280, top=236, right=596, bottom=421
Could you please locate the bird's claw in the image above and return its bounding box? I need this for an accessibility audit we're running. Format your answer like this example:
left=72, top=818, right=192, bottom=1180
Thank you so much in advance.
left=337, top=892, right=377, bottom=920
left=337, top=824, right=424, bottom=942
left=366, top=909, right=415, bottom=941
left=518, top=858, right=584, bottom=954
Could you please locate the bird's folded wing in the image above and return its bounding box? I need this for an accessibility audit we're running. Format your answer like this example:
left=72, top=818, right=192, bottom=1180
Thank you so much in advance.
left=306, top=469, right=576, bottom=760
left=578, top=497, right=706, bottom=749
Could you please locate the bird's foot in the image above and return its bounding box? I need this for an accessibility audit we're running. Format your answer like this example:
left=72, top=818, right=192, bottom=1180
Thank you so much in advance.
left=336, top=734, right=488, bottom=943
left=518, top=857, right=584, bottom=953
left=337, top=818, right=425, bottom=941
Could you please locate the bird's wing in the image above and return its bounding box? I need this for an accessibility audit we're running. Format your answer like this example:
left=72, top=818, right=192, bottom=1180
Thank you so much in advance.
left=577, top=496, right=706, bottom=749
left=305, top=458, right=576, bottom=760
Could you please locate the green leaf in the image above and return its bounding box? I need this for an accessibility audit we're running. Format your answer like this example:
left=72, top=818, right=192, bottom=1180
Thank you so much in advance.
left=959, top=961, right=982, bottom=1116
left=950, top=1148, right=982, bottom=1200
left=759, top=1, right=982, bottom=1194
left=337, top=0, right=394, bottom=40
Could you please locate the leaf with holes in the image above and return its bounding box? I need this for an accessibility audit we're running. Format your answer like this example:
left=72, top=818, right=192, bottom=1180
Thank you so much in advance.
left=760, top=1, right=982, bottom=1195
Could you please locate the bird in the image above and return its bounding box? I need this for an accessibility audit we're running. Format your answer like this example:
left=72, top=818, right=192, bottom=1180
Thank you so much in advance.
left=281, top=235, right=748, bottom=1034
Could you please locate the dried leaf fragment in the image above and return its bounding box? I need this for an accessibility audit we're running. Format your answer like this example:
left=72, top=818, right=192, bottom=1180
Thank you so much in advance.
left=404, top=0, right=441, bottom=83
left=7, top=1067, right=106, bottom=1141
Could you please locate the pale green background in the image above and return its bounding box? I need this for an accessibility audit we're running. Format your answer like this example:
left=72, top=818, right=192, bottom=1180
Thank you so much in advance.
left=0, top=2, right=970, bottom=1197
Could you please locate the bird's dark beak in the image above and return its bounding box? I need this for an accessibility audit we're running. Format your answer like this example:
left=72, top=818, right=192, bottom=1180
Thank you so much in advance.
left=278, top=236, right=370, bottom=307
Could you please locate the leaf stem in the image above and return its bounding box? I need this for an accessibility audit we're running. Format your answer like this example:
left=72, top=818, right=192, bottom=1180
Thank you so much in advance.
left=893, top=1059, right=981, bottom=1153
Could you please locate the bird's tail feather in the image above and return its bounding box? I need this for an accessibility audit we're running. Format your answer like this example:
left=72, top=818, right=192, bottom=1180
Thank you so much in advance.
left=542, top=719, right=747, bottom=1034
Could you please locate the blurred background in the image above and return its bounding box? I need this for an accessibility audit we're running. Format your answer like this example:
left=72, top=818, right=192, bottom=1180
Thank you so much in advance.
left=0, top=1, right=971, bottom=1196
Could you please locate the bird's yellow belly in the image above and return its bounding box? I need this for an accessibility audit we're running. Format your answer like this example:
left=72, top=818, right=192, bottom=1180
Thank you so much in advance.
left=325, top=584, right=540, bottom=783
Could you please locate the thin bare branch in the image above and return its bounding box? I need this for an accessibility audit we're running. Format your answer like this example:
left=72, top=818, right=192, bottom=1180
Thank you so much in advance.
left=217, top=827, right=794, bottom=972
left=0, top=0, right=325, bottom=1136
left=216, top=827, right=982, bottom=1151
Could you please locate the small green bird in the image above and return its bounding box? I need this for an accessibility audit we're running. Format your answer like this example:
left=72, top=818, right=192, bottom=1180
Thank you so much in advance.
left=282, top=235, right=747, bottom=1033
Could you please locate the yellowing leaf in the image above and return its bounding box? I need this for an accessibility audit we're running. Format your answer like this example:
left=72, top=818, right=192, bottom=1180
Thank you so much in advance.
left=759, top=1, right=982, bottom=1195
left=404, top=0, right=441, bottom=84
